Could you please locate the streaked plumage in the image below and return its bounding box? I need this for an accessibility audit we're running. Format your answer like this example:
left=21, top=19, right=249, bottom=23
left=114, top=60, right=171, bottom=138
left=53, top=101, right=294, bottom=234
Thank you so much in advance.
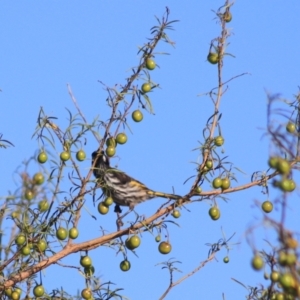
left=91, top=151, right=181, bottom=209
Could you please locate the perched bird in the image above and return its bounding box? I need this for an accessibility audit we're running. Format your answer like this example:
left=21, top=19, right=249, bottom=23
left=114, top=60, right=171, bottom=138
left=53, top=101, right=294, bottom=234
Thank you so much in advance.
left=91, top=151, right=181, bottom=212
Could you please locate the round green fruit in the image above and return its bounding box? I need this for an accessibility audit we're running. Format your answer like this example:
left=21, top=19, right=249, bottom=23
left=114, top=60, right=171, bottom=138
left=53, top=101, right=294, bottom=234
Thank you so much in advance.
left=81, top=288, right=92, bottom=300
left=105, top=146, right=116, bottom=157
left=11, top=291, right=20, bottom=300
left=116, top=133, right=127, bottom=145
left=278, top=251, right=287, bottom=266
left=125, top=235, right=141, bottom=250
left=194, top=186, right=202, bottom=194
left=106, top=137, right=117, bottom=148
left=280, top=178, right=296, bottom=192
left=33, top=285, right=44, bottom=297
left=56, top=227, right=68, bottom=240
left=286, top=122, right=296, bottom=133
left=37, top=151, right=48, bottom=163
left=286, top=237, right=298, bottom=249
left=141, top=83, right=151, bottom=93
left=38, top=199, right=49, bottom=212
left=205, top=159, right=213, bottom=169
left=5, top=288, right=13, bottom=297
left=172, top=209, right=181, bottom=218
left=214, top=136, right=224, bottom=146
left=33, top=172, right=44, bottom=185
left=158, top=241, right=172, bottom=254
left=285, top=253, right=297, bottom=266
left=279, top=273, right=296, bottom=290
left=21, top=245, right=31, bottom=256
left=120, top=260, right=131, bottom=271
left=209, top=207, right=220, bottom=220
left=14, top=288, right=22, bottom=296
left=212, top=177, right=222, bottom=189
left=271, top=271, right=280, bottom=282
left=279, top=178, right=289, bottom=192
left=275, top=293, right=285, bottom=300
left=223, top=256, right=229, bottom=263
left=202, top=165, right=210, bottom=172
left=103, top=197, right=114, bottom=206
left=11, top=211, right=19, bottom=218
left=76, top=150, right=86, bottom=161
left=98, top=202, right=109, bottom=215
left=262, top=201, right=273, bottom=213
left=145, top=58, right=156, bottom=70
left=132, top=110, right=143, bottom=122
left=207, top=52, right=219, bottom=64
left=24, top=190, right=34, bottom=201
left=69, top=227, right=79, bottom=239
left=35, top=239, right=47, bottom=252
left=276, top=159, right=290, bottom=175
left=15, top=234, right=26, bottom=246
left=60, top=151, right=70, bottom=161
left=155, top=235, right=161, bottom=243
left=80, top=255, right=92, bottom=268
left=268, top=156, right=279, bottom=169
left=251, top=255, right=264, bottom=270
left=221, top=178, right=230, bottom=190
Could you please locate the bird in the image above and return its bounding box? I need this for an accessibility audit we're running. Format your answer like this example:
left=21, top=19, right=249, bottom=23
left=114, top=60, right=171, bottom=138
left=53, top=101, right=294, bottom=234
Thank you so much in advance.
left=91, top=150, right=181, bottom=215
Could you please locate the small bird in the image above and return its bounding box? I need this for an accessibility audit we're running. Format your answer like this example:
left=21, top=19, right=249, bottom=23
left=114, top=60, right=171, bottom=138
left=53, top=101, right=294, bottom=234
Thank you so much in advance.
left=91, top=151, right=181, bottom=213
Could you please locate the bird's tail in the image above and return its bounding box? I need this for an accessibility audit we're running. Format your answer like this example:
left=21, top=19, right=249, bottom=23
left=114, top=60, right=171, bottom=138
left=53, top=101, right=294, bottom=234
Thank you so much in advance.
left=147, top=190, right=181, bottom=200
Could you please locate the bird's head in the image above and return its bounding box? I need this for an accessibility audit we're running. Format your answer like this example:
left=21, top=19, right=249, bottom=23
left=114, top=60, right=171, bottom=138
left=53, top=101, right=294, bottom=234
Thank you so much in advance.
left=92, top=150, right=110, bottom=177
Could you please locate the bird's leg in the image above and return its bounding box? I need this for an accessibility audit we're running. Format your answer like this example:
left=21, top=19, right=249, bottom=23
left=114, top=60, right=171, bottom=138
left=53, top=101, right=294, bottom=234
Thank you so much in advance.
left=114, top=204, right=137, bottom=231
left=116, top=214, right=123, bottom=231
left=116, top=209, right=133, bottom=231
left=114, top=204, right=124, bottom=230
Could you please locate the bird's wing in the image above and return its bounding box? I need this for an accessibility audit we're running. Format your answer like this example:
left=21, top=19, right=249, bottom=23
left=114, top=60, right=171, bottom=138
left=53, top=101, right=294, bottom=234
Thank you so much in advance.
left=107, top=168, right=132, bottom=184
left=108, top=168, right=148, bottom=188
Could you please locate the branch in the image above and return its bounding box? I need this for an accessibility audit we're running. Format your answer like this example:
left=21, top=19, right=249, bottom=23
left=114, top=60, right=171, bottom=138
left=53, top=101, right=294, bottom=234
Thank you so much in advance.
left=159, top=252, right=217, bottom=300
left=2, top=163, right=283, bottom=289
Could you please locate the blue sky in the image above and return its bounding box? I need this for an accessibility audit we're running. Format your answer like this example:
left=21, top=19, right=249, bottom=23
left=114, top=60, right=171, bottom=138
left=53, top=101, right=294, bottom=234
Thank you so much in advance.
left=1, top=1, right=300, bottom=299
